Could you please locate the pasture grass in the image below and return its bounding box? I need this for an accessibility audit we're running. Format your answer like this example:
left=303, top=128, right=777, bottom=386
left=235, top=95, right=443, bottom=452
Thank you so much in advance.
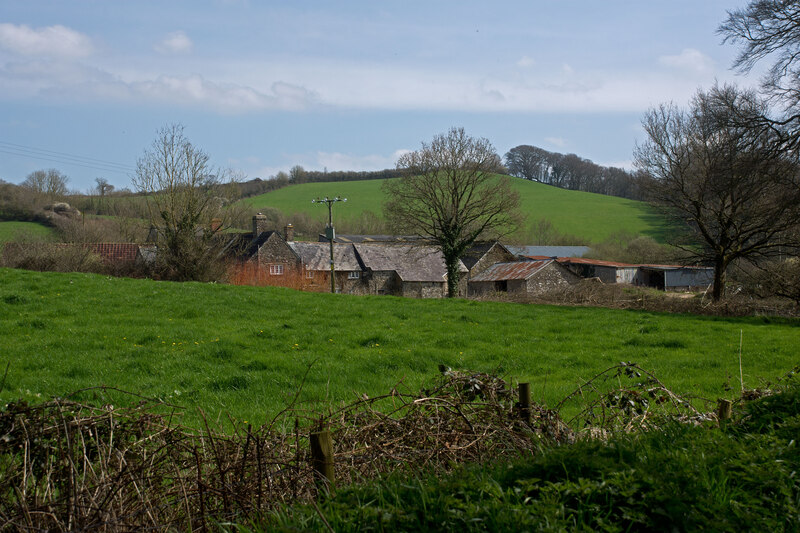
left=0, top=221, right=55, bottom=242
left=239, top=177, right=670, bottom=243
left=2, top=268, right=799, bottom=428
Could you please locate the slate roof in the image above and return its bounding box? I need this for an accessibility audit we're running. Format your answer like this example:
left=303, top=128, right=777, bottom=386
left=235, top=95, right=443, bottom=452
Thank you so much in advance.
left=353, top=244, right=466, bottom=282
left=319, top=234, right=427, bottom=244
left=460, top=241, right=513, bottom=270
left=470, top=260, right=553, bottom=282
left=289, top=242, right=363, bottom=271
left=507, top=245, right=591, bottom=258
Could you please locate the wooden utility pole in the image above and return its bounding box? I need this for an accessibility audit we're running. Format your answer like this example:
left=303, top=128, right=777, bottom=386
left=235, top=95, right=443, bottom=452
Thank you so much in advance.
left=312, top=196, right=347, bottom=293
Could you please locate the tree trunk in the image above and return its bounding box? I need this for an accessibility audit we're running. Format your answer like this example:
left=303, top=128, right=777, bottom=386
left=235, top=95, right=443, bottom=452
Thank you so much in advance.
left=712, top=256, right=726, bottom=301
left=445, top=257, right=461, bottom=298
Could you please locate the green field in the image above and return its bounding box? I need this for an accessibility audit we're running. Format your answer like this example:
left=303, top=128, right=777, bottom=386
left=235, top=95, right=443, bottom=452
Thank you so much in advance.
left=0, top=221, right=55, bottom=242
left=240, top=177, right=669, bottom=243
left=2, top=268, right=798, bottom=428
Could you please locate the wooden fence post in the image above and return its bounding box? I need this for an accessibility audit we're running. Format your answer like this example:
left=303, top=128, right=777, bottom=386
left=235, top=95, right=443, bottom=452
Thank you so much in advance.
left=716, top=399, right=732, bottom=427
left=310, top=428, right=334, bottom=493
left=519, top=383, right=531, bottom=423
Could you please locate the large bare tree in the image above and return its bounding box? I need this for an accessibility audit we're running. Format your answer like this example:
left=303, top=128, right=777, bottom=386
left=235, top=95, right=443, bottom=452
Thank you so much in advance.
left=133, top=124, right=240, bottom=281
left=720, top=1, right=800, bottom=149
left=384, top=127, right=520, bottom=297
left=635, top=85, right=800, bottom=300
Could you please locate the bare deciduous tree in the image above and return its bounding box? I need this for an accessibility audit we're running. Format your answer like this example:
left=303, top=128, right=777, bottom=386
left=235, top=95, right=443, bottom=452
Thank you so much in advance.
left=133, top=124, right=241, bottom=281
left=384, top=127, right=520, bottom=297
left=720, top=1, right=800, bottom=148
left=635, top=84, right=800, bottom=300
left=21, top=169, right=69, bottom=205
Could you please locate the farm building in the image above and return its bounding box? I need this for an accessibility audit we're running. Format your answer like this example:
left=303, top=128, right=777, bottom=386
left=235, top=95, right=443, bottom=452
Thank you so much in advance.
left=469, top=259, right=580, bottom=297
left=556, top=257, right=714, bottom=291
left=461, top=242, right=516, bottom=278
left=507, top=245, right=591, bottom=258
left=558, top=258, right=639, bottom=284
left=319, top=234, right=425, bottom=244
left=635, top=265, right=714, bottom=291
left=353, top=243, right=468, bottom=298
left=288, top=241, right=369, bottom=294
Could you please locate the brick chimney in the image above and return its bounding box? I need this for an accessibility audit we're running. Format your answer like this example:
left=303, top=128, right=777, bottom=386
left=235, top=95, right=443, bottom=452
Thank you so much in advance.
left=252, top=213, right=268, bottom=236
left=284, top=223, right=294, bottom=242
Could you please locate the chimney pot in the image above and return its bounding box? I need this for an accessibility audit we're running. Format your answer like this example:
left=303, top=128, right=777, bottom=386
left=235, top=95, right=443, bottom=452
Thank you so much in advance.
left=252, top=213, right=268, bottom=236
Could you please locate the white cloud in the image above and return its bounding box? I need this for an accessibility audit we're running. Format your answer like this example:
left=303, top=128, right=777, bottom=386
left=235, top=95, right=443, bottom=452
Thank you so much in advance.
left=597, top=159, right=633, bottom=171
left=659, top=48, right=714, bottom=73
left=517, top=56, right=535, bottom=68
left=0, top=23, right=92, bottom=58
left=544, top=137, right=567, bottom=148
left=315, top=151, right=401, bottom=171
left=128, top=75, right=318, bottom=112
left=155, top=31, right=193, bottom=54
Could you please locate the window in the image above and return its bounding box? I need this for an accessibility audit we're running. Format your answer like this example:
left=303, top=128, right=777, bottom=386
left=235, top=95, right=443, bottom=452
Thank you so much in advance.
left=348, top=271, right=360, bottom=279
left=306, top=270, right=314, bottom=279
left=269, top=264, right=284, bottom=275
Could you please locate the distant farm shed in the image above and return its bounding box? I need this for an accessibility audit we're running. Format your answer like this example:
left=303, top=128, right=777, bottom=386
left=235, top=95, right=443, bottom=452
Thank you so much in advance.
left=469, top=259, right=580, bottom=297
left=636, top=265, right=714, bottom=291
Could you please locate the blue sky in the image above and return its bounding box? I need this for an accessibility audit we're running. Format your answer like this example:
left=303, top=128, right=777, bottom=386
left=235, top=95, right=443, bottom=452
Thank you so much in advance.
left=0, top=1, right=756, bottom=192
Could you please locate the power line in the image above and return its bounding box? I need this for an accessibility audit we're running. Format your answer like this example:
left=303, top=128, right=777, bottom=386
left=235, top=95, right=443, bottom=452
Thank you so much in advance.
left=0, top=140, right=135, bottom=175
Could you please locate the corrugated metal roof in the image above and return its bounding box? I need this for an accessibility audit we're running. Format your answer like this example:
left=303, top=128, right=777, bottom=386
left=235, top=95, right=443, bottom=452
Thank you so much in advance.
left=559, top=257, right=639, bottom=268
left=354, top=244, right=466, bottom=282
left=289, top=242, right=362, bottom=271
left=470, top=260, right=552, bottom=282
left=562, top=257, right=713, bottom=271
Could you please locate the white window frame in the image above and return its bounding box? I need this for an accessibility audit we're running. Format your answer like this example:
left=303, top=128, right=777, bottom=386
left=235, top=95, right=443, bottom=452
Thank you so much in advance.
left=348, top=271, right=360, bottom=279
left=306, top=270, right=314, bottom=279
left=269, top=264, right=284, bottom=276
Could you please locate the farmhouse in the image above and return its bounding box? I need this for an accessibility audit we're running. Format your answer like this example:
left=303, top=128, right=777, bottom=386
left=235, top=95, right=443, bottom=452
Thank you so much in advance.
left=469, top=259, right=581, bottom=297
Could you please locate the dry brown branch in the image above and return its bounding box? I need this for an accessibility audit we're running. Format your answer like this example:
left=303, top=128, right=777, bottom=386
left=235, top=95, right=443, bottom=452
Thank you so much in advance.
left=0, top=370, right=569, bottom=531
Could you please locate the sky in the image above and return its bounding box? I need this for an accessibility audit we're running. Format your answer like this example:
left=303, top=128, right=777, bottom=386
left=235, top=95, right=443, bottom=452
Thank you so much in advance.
left=0, top=1, right=758, bottom=192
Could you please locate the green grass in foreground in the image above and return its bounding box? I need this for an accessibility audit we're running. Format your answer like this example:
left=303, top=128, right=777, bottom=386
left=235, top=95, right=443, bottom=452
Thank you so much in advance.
left=240, top=177, right=670, bottom=243
left=1, top=268, right=799, bottom=428
left=0, top=221, right=55, bottom=242
left=266, top=383, right=800, bottom=532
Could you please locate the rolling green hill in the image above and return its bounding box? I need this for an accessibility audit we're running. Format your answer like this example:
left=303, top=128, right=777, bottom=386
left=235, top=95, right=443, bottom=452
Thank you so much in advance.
left=239, top=177, right=669, bottom=244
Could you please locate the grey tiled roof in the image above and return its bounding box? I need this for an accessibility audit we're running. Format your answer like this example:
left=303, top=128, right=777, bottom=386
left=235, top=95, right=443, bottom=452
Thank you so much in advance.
left=354, top=244, right=466, bottom=282
left=506, top=245, right=591, bottom=258
left=288, top=242, right=363, bottom=271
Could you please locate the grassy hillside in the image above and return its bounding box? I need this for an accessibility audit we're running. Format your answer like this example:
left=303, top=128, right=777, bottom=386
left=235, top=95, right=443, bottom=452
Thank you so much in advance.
left=0, top=221, right=55, bottom=242
left=239, top=177, right=669, bottom=243
left=2, top=268, right=798, bottom=428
